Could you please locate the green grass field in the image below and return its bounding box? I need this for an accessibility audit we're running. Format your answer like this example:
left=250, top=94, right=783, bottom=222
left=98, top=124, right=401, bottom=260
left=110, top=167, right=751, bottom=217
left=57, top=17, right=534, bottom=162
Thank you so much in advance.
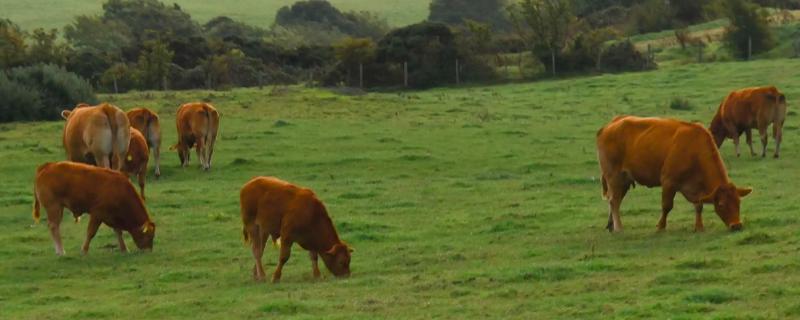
left=0, top=0, right=430, bottom=31
left=2, top=58, right=800, bottom=319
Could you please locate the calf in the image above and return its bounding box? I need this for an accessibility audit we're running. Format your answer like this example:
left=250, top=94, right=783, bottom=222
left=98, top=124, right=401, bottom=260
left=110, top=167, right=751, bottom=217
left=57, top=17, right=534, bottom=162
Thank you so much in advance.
left=62, top=103, right=131, bottom=170
left=172, top=103, right=219, bottom=171
left=126, top=107, right=162, bottom=177
left=33, top=162, right=156, bottom=255
left=709, top=86, right=787, bottom=158
left=123, top=128, right=149, bottom=199
left=240, top=177, right=352, bottom=283
left=597, top=116, right=752, bottom=232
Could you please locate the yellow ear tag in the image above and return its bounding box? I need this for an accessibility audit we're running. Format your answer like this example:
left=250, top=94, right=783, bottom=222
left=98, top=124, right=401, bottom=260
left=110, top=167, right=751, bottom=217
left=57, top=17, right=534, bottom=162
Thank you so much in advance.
left=127, top=155, right=133, bottom=161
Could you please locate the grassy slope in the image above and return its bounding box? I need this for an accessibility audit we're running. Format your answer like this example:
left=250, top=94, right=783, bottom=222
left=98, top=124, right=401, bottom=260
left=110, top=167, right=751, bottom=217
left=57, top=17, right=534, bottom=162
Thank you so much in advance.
left=0, top=0, right=429, bottom=31
left=2, top=59, right=800, bottom=319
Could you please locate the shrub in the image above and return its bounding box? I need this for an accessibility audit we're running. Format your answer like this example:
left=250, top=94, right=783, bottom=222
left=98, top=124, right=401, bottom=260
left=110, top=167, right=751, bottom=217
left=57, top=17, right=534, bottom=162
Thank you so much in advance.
left=1, top=64, right=96, bottom=122
left=598, top=40, right=653, bottom=72
left=629, top=0, right=673, bottom=34
left=720, top=0, right=775, bottom=59
left=669, top=97, right=693, bottom=110
left=0, top=73, right=43, bottom=122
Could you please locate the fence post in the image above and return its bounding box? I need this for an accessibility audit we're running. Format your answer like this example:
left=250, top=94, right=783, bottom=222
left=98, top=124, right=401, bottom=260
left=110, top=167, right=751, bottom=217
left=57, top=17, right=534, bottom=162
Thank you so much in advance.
left=359, top=63, right=364, bottom=89
left=748, top=36, right=752, bottom=60
left=697, top=45, right=703, bottom=63
left=455, top=59, right=460, bottom=85
left=404, top=61, right=408, bottom=88
left=647, top=44, right=652, bottom=68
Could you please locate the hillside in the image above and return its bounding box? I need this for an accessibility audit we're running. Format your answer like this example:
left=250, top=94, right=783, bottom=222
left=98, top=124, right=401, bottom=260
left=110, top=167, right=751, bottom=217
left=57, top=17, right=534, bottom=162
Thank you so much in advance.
left=2, top=58, right=800, bottom=318
left=0, top=0, right=430, bottom=31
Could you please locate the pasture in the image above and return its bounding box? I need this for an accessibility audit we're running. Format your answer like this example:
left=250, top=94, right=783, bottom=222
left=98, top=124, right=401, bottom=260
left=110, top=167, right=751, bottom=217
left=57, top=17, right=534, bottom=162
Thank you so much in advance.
left=0, top=0, right=430, bottom=31
left=1, top=58, right=800, bottom=319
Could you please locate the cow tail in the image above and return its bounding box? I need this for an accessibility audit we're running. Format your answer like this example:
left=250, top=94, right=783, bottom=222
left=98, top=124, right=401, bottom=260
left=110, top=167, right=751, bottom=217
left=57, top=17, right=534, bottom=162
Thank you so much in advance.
left=104, top=106, right=121, bottom=169
left=32, top=184, right=40, bottom=224
left=601, top=175, right=609, bottom=200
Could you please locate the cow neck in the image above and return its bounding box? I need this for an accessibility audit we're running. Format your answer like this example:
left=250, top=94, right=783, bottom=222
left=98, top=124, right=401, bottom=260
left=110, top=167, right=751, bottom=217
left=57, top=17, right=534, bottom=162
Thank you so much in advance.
left=698, top=146, right=730, bottom=196
left=311, top=203, right=341, bottom=252
left=120, top=195, right=150, bottom=232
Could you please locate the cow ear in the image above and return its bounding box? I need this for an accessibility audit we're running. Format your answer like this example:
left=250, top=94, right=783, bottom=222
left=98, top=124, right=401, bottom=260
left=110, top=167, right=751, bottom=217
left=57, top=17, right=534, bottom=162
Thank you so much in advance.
left=737, top=187, right=753, bottom=198
left=61, top=110, right=71, bottom=120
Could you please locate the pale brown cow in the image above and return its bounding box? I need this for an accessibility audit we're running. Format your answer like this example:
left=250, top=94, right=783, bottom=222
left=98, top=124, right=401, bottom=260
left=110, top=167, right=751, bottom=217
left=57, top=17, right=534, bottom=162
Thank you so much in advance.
left=123, top=128, right=149, bottom=199
left=597, top=116, right=752, bottom=232
left=126, top=107, right=161, bottom=177
left=62, top=103, right=131, bottom=170
left=240, top=177, right=352, bottom=283
left=710, top=86, right=787, bottom=158
left=172, top=103, right=219, bottom=171
left=33, top=161, right=156, bottom=256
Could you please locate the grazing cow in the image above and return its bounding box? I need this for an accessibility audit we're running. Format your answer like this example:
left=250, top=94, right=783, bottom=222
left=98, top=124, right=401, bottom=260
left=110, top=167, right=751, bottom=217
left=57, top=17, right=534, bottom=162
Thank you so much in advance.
left=709, top=86, right=787, bottom=158
left=62, top=103, right=131, bottom=170
left=126, top=108, right=162, bottom=177
left=240, top=177, right=352, bottom=283
left=33, top=162, right=156, bottom=256
left=597, top=116, right=752, bottom=232
left=123, top=128, right=149, bottom=199
left=172, top=103, right=219, bottom=171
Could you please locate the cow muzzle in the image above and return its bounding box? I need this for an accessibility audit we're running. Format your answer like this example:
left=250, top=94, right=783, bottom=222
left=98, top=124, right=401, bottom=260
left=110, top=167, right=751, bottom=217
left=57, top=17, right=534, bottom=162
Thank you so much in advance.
left=729, top=223, right=743, bottom=231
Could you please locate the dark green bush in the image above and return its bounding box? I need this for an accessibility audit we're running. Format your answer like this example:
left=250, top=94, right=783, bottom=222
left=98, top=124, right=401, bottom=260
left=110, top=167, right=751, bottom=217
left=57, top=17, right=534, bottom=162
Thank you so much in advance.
left=669, top=97, right=693, bottom=110
left=2, top=64, right=97, bottom=122
left=598, top=40, right=652, bottom=72
left=0, top=73, right=43, bottom=122
left=720, top=0, right=775, bottom=59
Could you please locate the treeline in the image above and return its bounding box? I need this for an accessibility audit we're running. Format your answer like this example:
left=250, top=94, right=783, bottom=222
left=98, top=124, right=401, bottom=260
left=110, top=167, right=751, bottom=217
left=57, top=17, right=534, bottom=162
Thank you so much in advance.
left=0, top=0, right=791, bottom=122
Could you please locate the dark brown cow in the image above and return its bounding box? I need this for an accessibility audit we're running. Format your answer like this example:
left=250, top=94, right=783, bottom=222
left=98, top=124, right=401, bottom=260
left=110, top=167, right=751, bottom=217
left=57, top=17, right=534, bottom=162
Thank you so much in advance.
left=123, top=128, right=149, bottom=199
left=597, top=116, right=752, bottom=232
left=710, top=86, right=787, bottom=158
left=172, top=103, right=219, bottom=171
left=240, top=177, right=352, bottom=283
left=62, top=103, right=131, bottom=170
left=33, top=161, right=156, bottom=256
left=126, top=108, right=162, bottom=177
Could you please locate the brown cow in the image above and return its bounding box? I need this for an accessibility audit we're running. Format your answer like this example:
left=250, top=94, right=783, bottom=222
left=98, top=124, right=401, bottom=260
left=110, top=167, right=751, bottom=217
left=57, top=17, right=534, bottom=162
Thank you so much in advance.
left=172, top=103, right=219, bottom=171
left=126, top=108, right=162, bottom=177
left=597, top=116, right=752, bottom=232
left=123, top=128, right=149, bottom=199
left=62, top=103, right=131, bottom=170
left=709, top=86, right=787, bottom=158
left=33, top=161, right=156, bottom=256
left=240, top=177, right=352, bottom=283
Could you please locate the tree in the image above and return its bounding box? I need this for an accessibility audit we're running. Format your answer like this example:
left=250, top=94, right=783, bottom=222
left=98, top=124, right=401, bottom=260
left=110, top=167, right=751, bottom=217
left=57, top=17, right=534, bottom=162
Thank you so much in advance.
left=428, top=0, right=512, bottom=30
left=135, top=40, right=174, bottom=90
left=0, top=19, right=27, bottom=69
left=333, top=38, right=376, bottom=86
left=510, top=0, right=576, bottom=75
left=274, top=0, right=389, bottom=41
left=64, top=15, right=132, bottom=59
left=28, top=28, right=69, bottom=66
left=720, top=0, right=774, bottom=59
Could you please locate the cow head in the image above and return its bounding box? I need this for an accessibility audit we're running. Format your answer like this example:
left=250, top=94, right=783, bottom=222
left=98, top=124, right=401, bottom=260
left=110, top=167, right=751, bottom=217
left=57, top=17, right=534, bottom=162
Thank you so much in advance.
left=320, top=242, right=353, bottom=278
left=701, top=183, right=752, bottom=231
left=131, top=221, right=156, bottom=251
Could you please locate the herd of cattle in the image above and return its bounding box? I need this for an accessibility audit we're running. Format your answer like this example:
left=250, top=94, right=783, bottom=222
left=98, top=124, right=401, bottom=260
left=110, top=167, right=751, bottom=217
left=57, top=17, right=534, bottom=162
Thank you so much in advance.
left=27, top=85, right=784, bottom=282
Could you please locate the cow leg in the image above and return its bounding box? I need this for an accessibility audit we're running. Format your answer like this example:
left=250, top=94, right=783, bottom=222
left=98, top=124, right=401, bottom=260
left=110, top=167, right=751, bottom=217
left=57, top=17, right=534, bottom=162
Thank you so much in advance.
left=46, top=205, right=65, bottom=256
left=773, top=121, right=783, bottom=158
left=732, top=134, right=741, bottom=157
left=114, top=229, right=128, bottom=253
left=81, top=215, right=102, bottom=255
left=195, top=138, right=207, bottom=170
left=606, top=176, right=630, bottom=233
left=95, top=152, right=111, bottom=169
left=759, top=127, right=768, bottom=158
left=694, top=203, right=705, bottom=232
left=138, top=168, right=146, bottom=200
left=272, top=238, right=293, bottom=283
left=248, top=224, right=266, bottom=282
left=745, top=129, right=756, bottom=157
left=657, top=187, right=676, bottom=231
left=152, top=142, right=161, bottom=178
left=310, top=251, right=321, bottom=279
